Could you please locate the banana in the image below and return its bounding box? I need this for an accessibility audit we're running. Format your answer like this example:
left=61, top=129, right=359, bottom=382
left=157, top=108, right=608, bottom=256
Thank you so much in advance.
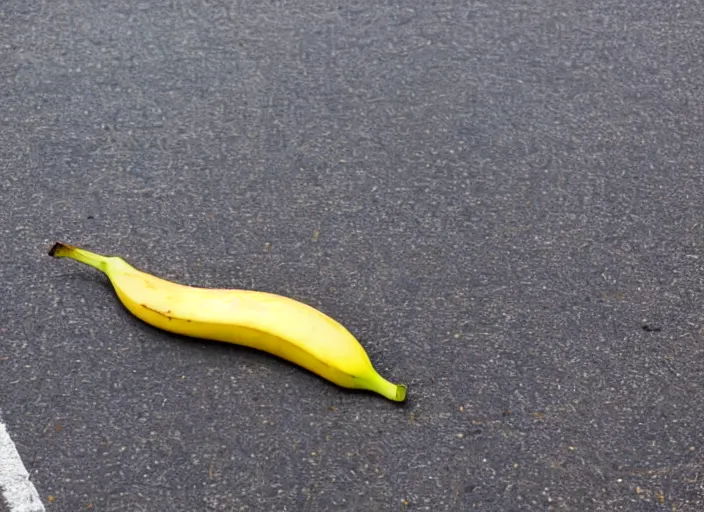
left=48, top=242, right=407, bottom=402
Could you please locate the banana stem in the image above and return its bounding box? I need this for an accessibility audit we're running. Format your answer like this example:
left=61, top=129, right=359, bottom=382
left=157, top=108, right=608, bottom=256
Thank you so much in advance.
left=366, top=374, right=407, bottom=402
left=48, top=242, right=110, bottom=273
left=388, top=383, right=408, bottom=402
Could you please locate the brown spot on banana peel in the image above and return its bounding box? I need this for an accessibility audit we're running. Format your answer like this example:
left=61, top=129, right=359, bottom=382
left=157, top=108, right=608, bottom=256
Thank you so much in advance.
left=140, top=303, right=173, bottom=320
left=139, top=304, right=192, bottom=322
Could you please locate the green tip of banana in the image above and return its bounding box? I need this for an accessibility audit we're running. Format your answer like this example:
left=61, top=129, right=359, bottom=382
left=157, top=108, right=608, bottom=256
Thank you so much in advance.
left=395, top=384, right=407, bottom=402
left=48, top=241, right=408, bottom=403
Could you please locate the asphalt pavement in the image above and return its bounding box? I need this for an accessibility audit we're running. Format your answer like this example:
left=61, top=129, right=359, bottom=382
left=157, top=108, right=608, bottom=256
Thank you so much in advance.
left=2, top=1, right=704, bottom=511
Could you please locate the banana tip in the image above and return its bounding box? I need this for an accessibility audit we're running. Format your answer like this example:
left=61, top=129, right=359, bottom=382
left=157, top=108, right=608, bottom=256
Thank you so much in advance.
left=395, top=384, right=407, bottom=402
left=48, top=242, right=64, bottom=257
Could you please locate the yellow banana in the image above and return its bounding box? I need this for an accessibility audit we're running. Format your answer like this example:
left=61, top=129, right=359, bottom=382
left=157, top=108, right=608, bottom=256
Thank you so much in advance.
left=48, top=242, right=407, bottom=402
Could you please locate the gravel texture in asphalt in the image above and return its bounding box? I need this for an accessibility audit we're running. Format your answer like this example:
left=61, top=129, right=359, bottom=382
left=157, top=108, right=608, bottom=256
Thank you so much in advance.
left=2, top=1, right=704, bottom=511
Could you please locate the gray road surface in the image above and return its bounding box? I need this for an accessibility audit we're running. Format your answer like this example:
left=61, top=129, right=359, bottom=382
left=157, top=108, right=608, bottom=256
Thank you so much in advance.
left=2, top=1, right=704, bottom=511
